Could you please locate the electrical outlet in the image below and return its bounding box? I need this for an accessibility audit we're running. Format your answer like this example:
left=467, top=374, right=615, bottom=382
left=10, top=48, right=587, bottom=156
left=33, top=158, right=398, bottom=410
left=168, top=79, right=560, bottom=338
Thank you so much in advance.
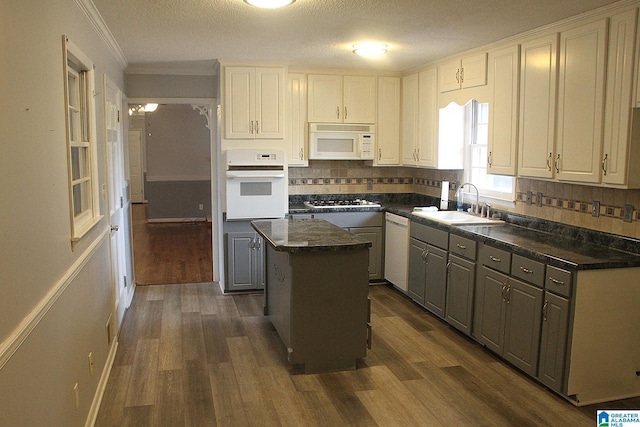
left=623, top=204, right=634, bottom=223
left=592, top=200, right=600, bottom=217
left=367, top=179, right=373, bottom=191
left=536, top=192, right=543, bottom=207
left=526, top=191, right=532, bottom=206
left=198, top=203, right=204, bottom=211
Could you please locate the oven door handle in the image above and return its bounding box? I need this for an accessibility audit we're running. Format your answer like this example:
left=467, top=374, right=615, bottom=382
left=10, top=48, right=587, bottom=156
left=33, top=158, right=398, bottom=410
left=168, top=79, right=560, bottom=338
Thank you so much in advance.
left=225, top=171, right=285, bottom=179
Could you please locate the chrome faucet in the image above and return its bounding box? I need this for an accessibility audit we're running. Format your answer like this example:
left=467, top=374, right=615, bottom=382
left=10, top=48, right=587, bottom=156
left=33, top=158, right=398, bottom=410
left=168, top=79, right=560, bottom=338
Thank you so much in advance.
left=457, top=182, right=480, bottom=214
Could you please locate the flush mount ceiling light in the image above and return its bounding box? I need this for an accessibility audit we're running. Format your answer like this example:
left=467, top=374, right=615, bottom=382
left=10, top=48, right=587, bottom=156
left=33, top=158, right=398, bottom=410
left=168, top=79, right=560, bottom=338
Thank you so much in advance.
left=244, top=0, right=295, bottom=8
left=352, top=43, right=388, bottom=57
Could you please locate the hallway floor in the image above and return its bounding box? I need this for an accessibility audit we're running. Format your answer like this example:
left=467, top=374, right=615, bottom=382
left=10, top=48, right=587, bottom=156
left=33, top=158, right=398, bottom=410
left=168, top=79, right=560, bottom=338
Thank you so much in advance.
left=132, top=204, right=213, bottom=285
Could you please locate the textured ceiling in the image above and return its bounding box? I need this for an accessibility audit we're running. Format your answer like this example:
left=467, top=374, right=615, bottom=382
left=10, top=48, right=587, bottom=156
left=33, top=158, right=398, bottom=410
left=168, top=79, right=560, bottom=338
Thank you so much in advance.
left=92, top=0, right=623, bottom=73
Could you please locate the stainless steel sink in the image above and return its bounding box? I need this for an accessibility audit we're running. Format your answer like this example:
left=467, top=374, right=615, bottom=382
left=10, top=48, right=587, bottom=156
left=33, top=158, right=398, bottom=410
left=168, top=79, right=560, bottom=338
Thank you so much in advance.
left=411, top=210, right=505, bottom=226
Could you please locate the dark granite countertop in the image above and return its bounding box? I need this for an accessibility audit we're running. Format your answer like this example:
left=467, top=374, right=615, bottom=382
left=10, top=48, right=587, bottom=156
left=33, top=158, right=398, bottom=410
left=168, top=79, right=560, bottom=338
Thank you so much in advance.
left=383, top=205, right=640, bottom=271
left=251, top=219, right=373, bottom=253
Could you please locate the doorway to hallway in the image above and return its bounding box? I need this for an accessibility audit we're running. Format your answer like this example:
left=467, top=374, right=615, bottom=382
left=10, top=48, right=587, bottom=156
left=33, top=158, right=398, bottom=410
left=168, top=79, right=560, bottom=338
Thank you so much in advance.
left=132, top=204, right=213, bottom=285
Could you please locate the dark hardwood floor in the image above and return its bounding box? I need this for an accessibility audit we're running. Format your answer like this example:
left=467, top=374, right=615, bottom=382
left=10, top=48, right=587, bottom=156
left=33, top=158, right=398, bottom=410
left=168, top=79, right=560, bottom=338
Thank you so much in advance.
left=132, top=204, right=213, bottom=285
left=95, top=281, right=639, bottom=426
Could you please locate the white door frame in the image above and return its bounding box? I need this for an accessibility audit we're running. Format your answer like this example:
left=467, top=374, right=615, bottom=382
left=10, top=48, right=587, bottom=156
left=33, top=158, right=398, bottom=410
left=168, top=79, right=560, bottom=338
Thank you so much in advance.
left=104, top=77, right=129, bottom=331
left=126, top=97, right=220, bottom=285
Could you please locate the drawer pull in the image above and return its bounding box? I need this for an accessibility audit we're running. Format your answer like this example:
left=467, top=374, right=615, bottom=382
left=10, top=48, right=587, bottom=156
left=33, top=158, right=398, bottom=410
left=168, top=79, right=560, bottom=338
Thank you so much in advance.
left=456, top=243, right=467, bottom=250
left=489, top=255, right=501, bottom=263
left=519, top=266, right=533, bottom=274
left=548, top=276, right=565, bottom=286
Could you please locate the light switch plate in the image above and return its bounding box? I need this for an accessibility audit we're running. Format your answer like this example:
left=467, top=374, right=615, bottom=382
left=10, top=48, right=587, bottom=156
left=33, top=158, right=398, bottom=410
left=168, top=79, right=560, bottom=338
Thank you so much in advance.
left=536, top=192, right=543, bottom=207
left=592, top=201, right=600, bottom=217
left=526, top=191, right=532, bottom=205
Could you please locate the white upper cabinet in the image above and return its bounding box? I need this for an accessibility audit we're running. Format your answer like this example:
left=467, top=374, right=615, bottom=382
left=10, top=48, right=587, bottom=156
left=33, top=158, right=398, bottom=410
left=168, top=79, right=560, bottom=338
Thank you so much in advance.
left=225, top=66, right=284, bottom=139
left=402, top=73, right=420, bottom=165
left=439, top=53, right=487, bottom=93
left=555, top=19, right=607, bottom=183
left=487, top=44, right=520, bottom=176
left=418, top=68, right=441, bottom=168
left=307, top=74, right=376, bottom=123
left=517, top=34, right=559, bottom=179
left=286, top=73, right=308, bottom=167
left=402, top=67, right=461, bottom=169
left=602, top=9, right=640, bottom=187
left=375, top=76, right=401, bottom=165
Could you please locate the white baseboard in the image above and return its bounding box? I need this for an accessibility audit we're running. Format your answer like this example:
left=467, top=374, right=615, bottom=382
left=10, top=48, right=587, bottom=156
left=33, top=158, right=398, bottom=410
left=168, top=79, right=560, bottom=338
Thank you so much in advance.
left=147, top=217, right=207, bottom=223
left=85, top=339, right=118, bottom=427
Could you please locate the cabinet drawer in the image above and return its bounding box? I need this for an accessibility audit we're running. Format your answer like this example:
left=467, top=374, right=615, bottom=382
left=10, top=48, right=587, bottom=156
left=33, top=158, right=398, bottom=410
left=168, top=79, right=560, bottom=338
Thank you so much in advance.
left=449, top=234, right=477, bottom=260
left=511, top=254, right=545, bottom=287
left=479, top=244, right=511, bottom=274
left=545, top=266, right=573, bottom=298
left=410, top=221, right=448, bottom=249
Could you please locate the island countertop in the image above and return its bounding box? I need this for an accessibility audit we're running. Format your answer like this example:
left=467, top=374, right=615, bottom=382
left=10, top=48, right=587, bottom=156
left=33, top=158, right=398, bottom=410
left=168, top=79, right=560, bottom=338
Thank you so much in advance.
left=251, top=218, right=372, bottom=253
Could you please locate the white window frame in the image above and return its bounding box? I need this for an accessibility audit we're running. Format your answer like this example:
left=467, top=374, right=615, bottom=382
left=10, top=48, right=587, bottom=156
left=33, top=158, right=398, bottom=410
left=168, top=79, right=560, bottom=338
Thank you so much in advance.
left=463, top=101, right=515, bottom=206
left=63, top=36, right=102, bottom=243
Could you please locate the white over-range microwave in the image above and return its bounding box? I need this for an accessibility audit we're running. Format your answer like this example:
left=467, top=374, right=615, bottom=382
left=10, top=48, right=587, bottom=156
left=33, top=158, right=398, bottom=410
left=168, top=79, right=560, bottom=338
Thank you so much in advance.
left=309, top=123, right=375, bottom=160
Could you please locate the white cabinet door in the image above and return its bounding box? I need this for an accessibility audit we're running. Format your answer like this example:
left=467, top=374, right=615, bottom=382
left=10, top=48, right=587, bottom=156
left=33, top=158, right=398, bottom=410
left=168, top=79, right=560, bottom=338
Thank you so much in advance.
left=602, top=9, right=638, bottom=186
left=307, top=74, right=342, bottom=122
left=518, top=34, right=558, bottom=179
left=461, top=53, right=488, bottom=89
left=555, top=19, right=607, bottom=183
left=417, top=67, right=438, bottom=167
left=439, top=53, right=487, bottom=93
left=255, top=68, right=284, bottom=139
left=401, top=73, right=419, bottom=165
left=439, top=59, right=462, bottom=93
left=308, top=74, right=376, bottom=124
left=225, top=66, right=284, bottom=139
left=343, top=75, right=376, bottom=123
left=225, top=67, right=254, bottom=139
left=287, top=73, right=308, bottom=166
left=488, top=45, right=520, bottom=176
left=375, top=76, right=400, bottom=165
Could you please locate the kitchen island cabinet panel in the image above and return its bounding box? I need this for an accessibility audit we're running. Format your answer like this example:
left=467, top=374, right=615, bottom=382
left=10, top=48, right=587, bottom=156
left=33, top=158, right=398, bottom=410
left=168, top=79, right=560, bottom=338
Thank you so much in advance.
left=253, top=219, right=371, bottom=373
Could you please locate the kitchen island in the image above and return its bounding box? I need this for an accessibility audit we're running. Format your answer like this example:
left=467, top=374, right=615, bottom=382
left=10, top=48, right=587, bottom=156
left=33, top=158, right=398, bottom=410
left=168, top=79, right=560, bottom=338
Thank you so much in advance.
left=251, top=218, right=372, bottom=373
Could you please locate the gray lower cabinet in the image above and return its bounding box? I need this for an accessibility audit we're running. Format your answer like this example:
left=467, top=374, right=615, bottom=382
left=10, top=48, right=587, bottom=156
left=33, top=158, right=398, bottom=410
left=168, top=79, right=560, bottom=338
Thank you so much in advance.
left=537, top=290, right=570, bottom=393
left=291, top=211, right=384, bottom=280
left=445, top=234, right=477, bottom=335
left=446, top=254, right=475, bottom=335
left=408, top=221, right=448, bottom=318
left=349, top=226, right=383, bottom=280
left=474, top=244, right=544, bottom=376
left=224, top=221, right=265, bottom=291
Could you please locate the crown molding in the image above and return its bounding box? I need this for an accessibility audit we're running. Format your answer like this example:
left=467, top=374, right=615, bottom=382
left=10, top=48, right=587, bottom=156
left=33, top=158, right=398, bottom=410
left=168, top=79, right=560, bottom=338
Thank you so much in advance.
left=74, top=0, right=128, bottom=68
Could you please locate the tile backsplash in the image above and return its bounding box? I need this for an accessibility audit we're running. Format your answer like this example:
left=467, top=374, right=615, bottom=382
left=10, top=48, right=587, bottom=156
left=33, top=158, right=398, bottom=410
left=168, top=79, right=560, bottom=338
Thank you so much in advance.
left=289, top=161, right=640, bottom=240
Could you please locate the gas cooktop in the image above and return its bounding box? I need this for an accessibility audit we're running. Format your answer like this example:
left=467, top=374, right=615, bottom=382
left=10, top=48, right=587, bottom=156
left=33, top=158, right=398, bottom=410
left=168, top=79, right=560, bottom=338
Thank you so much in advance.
left=303, top=199, right=381, bottom=209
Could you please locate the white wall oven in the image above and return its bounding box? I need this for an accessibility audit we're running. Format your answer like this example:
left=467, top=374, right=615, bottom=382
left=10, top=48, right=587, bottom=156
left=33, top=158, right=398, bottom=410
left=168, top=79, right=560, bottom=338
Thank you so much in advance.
left=224, top=149, right=287, bottom=220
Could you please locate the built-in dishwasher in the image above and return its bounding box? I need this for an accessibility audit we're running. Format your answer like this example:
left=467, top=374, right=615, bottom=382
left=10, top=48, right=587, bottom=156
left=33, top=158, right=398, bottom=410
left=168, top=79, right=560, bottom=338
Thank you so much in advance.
left=384, top=212, right=409, bottom=292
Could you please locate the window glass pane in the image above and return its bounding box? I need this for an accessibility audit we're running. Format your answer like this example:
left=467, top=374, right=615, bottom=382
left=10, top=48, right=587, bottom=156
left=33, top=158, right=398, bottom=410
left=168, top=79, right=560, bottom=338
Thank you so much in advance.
left=72, top=180, right=91, bottom=218
left=71, top=147, right=88, bottom=180
left=465, top=102, right=515, bottom=201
